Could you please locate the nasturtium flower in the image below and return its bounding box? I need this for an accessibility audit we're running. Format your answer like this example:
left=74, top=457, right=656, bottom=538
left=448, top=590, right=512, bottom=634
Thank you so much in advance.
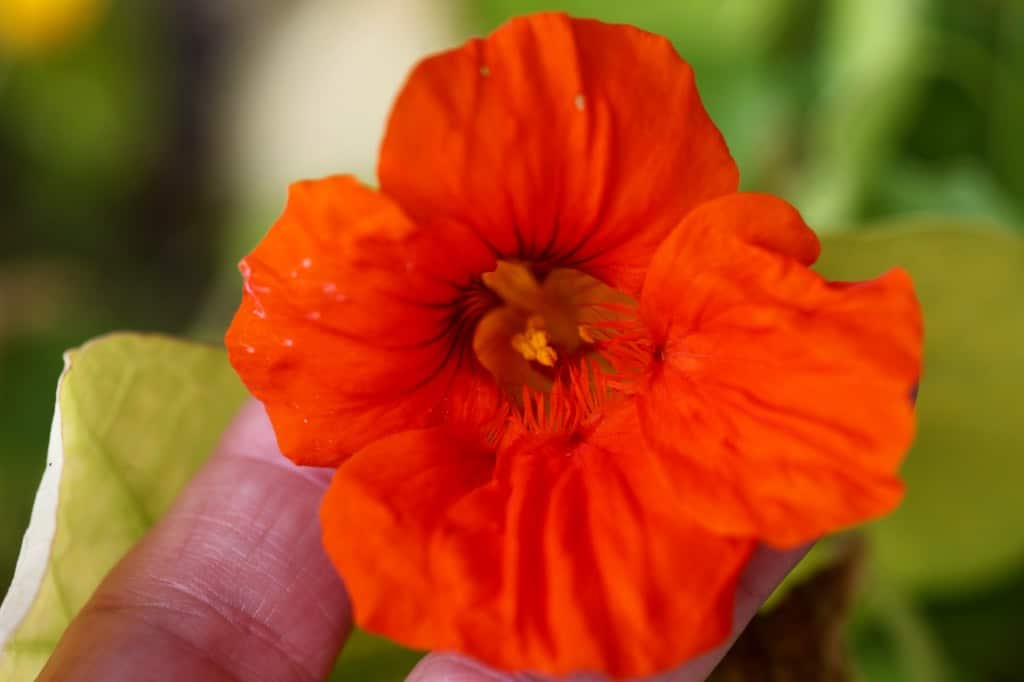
left=226, top=12, right=922, bottom=679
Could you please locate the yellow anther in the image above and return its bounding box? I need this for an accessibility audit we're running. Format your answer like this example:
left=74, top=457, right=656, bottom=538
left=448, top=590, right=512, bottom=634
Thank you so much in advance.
left=535, top=346, right=558, bottom=367
left=526, top=328, right=549, bottom=348
left=511, top=334, right=538, bottom=361
left=511, top=316, right=558, bottom=367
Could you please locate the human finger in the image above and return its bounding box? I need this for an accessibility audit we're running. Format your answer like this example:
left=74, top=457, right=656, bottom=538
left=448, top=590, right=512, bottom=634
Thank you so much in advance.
left=38, top=399, right=351, bottom=682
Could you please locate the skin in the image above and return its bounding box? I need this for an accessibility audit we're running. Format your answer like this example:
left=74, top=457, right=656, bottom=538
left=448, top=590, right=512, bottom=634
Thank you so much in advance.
left=38, top=400, right=807, bottom=682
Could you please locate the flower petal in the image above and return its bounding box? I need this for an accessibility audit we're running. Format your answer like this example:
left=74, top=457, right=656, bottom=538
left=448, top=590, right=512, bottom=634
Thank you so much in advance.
left=494, top=424, right=754, bottom=677
left=699, top=192, right=821, bottom=265
left=633, top=193, right=922, bottom=547
left=321, top=419, right=754, bottom=678
left=378, top=12, right=738, bottom=293
left=225, top=176, right=501, bottom=466
left=320, top=427, right=505, bottom=657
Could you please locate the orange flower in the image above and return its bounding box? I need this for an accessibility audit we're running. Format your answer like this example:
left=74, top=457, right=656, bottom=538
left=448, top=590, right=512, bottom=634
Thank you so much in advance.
left=226, top=13, right=922, bottom=679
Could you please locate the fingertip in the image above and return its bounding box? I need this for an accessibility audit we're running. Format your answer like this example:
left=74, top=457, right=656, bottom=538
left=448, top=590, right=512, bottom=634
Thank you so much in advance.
left=655, top=543, right=812, bottom=682
left=216, top=398, right=333, bottom=486
left=218, top=398, right=280, bottom=457
left=735, top=543, right=812, bottom=614
left=39, top=396, right=351, bottom=682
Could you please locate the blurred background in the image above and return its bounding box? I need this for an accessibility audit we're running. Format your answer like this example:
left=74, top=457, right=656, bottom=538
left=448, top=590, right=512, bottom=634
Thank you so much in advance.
left=1, top=1, right=1022, bottom=680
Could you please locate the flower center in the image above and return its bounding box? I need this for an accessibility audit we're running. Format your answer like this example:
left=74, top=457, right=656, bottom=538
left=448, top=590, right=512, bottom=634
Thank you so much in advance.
left=510, top=315, right=558, bottom=368
left=473, top=261, right=630, bottom=396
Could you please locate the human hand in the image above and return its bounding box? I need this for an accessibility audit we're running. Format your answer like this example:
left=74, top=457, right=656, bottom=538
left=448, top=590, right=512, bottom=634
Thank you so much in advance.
left=38, top=400, right=806, bottom=682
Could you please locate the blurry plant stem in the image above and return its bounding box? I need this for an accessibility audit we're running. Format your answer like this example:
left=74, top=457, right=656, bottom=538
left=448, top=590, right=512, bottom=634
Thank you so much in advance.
left=918, top=28, right=1024, bottom=206
left=994, top=2, right=1024, bottom=201
left=794, top=0, right=929, bottom=230
left=861, top=579, right=952, bottom=682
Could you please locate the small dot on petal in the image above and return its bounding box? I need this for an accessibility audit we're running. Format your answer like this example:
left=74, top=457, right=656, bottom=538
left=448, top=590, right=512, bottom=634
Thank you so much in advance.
left=574, top=93, right=585, bottom=111
left=480, top=65, right=490, bottom=77
left=306, top=311, right=321, bottom=320
left=283, top=338, right=294, bottom=347
left=301, top=257, right=312, bottom=268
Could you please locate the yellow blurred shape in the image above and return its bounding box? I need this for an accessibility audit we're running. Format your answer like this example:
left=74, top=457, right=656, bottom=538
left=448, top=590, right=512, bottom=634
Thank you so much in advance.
left=0, top=0, right=107, bottom=55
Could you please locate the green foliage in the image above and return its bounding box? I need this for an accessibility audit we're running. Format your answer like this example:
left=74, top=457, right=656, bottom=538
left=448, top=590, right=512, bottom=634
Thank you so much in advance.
left=817, top=224, right=1024, bottom=592
left=0, top=334, right=247, bottom=680
left=793, top=0, right=929, bottom=228
left=0, top=336, right=66, bottom=594
left=331, top=630, right=421, bottom=682
left=851, top=582, right=953, bottom=682
left=0, top=3, right=169, bottom=190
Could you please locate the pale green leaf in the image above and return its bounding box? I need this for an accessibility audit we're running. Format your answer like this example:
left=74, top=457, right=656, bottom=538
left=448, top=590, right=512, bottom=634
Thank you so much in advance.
left=0, top=333, right=248, bottom=680
left=816, top=223, right=1024, bottom=592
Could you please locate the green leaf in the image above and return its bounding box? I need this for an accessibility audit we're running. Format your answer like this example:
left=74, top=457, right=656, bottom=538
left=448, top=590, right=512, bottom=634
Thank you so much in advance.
left=816, top=224, right=1024, bottom=592
left=330, top=630, right=423, bottom=682
left=0, top=333, right=248, bottom=680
